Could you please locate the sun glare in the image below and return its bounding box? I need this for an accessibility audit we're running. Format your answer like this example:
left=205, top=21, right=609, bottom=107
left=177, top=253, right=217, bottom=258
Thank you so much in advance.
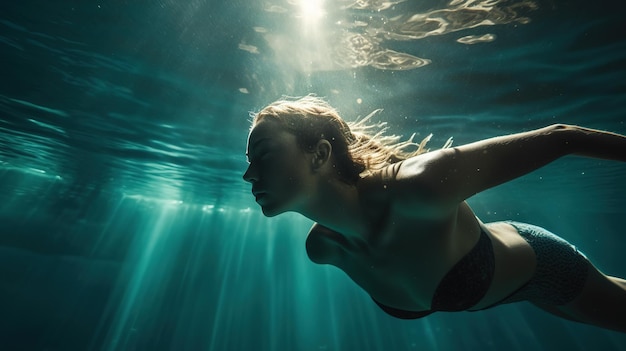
left=299, top=0, right=325, bottom=22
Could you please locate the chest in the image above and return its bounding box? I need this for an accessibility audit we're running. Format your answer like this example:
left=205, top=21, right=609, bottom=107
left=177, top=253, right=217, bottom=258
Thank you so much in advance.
left=314, top=213, right=463, bottom=310
left=337, top=248, right=437, bottom=310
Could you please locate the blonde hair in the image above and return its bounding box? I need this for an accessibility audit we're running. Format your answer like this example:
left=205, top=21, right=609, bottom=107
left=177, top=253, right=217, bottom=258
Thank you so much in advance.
left=251, top=95, right=451, bottom=183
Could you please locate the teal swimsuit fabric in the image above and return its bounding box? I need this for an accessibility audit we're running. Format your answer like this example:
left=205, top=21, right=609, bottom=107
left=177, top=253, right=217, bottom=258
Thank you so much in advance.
left=373, top=222, right=589, bottom=319
left=489, top=221, right=589, bottom=307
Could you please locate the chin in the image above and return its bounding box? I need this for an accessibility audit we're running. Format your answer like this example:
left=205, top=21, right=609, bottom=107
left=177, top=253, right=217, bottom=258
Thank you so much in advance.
left=258, top=196, right=300, bottom=217
left=260, top=205, right=286, bottom=217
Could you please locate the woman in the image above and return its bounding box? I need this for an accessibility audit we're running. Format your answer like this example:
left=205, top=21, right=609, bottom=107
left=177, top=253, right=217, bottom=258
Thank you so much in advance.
left=242, top=95, right=626, bottom=332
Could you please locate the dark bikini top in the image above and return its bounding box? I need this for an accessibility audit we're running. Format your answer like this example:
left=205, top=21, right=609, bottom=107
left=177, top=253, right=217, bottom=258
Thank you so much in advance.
left=372, top=227, right=495, bottom=319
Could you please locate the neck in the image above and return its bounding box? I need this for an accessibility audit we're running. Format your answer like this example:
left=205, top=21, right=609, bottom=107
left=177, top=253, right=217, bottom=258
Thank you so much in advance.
left=297, top=177, right=369, bottom=243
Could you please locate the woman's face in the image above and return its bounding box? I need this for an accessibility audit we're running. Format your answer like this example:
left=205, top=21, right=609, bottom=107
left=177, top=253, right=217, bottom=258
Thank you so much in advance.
left=243, top=119, right=314, bottom=217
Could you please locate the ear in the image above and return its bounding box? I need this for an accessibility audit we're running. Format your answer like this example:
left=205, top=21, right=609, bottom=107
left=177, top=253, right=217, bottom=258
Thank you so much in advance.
left=311, top=139, right=332, bottom=169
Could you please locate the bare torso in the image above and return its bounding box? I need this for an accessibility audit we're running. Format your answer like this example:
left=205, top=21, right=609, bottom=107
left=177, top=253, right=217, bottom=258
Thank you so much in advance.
left=306, top=174, right=537, bottom=312
left=244, top=119, right=626, bottom=329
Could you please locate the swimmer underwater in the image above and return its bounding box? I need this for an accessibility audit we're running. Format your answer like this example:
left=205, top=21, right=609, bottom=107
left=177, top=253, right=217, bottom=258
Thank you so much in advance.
left=243, top=95, right=626, bottom=332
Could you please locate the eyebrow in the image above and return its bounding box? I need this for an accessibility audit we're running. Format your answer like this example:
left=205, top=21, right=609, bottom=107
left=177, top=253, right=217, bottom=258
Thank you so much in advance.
left=245, top=138, right=271, bottom=159
left=249, top=138, right=271, bottom=149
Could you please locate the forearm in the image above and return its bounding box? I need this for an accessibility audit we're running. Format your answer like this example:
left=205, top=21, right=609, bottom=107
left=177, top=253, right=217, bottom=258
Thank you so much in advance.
left=559, top=124, right=626, bottom=162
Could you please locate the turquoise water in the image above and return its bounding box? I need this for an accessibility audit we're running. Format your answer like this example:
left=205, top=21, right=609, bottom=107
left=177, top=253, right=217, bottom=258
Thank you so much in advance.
left=1, top=0, right=625, bottom=350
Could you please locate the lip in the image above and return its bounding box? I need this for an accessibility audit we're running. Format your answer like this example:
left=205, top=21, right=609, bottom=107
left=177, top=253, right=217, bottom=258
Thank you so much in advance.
left=252, top=190, right=267, bottom=201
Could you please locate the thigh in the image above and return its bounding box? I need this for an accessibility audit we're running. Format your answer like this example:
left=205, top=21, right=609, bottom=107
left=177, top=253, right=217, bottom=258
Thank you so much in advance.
left=560, top=264, right=626, bottom=332
left=531, top=302, right=583, bottom=323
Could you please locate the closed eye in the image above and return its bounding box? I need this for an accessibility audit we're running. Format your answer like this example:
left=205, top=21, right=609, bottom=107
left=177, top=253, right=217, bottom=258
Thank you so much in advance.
left=246, top=151, right=271, bottom=164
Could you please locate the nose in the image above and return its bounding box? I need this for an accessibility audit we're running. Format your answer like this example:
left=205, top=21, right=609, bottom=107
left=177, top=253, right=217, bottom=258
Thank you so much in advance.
left=243, top=164, right=257, bottom=183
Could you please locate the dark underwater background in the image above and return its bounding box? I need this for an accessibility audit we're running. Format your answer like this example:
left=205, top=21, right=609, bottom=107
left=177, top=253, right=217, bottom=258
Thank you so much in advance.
left=1, top=0, right=625, bottom=350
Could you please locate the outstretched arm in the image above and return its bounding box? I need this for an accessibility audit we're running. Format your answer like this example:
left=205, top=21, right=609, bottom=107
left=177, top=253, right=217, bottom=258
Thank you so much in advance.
left=565, top=124, right=626, bottom=161
left=390, top=124, right=626, bottom=209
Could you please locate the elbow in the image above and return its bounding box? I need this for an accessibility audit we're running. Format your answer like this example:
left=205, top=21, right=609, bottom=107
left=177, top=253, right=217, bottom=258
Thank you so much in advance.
left=545, top=123, right=574, bottom=135
left=545, top=123, right=580, bottom=155
left=549, top=123, right=571, bottom=130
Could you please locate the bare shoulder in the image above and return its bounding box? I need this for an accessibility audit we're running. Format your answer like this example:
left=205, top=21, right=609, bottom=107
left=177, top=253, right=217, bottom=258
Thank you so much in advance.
left=394, top=150, right=450, bottom=187
left=305, top=223, right=345, bottom=264
left=359, top=157, right=457, bottom=218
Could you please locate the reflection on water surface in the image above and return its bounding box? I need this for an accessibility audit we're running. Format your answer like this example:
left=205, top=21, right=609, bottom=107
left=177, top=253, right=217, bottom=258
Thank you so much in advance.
left=248, top=0, right=537, bottom=70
